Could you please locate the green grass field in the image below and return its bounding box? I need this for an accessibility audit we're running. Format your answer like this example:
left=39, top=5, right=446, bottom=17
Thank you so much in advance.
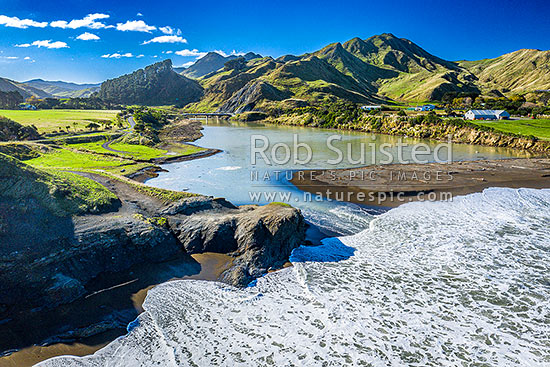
left=67, top=139, right=168, bottom=160
left=473, top=119, right=550, bottom=140
left=65, top=139, right=205, bottom=161
left=26, top=148, right=135, bottom=170
left=0, top=109, right=120, bottom=134
left=108, top=142, right=168, bottom=160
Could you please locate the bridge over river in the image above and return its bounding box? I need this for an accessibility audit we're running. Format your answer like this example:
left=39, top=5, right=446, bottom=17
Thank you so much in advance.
left=182, top=112, right=234, bottom=121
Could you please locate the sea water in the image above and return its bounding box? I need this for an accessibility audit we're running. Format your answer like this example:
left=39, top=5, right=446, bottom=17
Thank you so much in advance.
left=40, top=187, right=550, bottom=366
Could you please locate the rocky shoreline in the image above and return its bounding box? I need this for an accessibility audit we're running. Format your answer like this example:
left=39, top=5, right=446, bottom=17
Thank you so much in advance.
left=0, top=170, right=306, bottom=359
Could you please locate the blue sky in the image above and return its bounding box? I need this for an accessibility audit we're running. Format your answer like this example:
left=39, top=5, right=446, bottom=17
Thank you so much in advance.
left=0, top=0, right=548, bottom=84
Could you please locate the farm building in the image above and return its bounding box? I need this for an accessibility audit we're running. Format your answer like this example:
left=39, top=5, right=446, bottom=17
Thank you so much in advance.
left=361, top=105, right=382, bottom=111
left=19, top=103, right=36, bottom=110
left=414, top=104, right=435, bottom=111
left=464, top=110, right=510, bottom=120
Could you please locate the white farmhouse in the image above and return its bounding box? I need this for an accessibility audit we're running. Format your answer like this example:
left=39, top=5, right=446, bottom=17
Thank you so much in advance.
left=464, top=110, right=510, bottom=120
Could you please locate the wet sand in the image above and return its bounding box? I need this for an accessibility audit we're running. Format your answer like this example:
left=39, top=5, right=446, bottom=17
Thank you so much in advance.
left=0, top=252, right=232, bottom=367
left=291, top=158, right=550, bottom=207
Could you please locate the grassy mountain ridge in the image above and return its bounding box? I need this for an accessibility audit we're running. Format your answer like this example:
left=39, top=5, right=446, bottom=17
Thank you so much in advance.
left=0, top=77, right=52, bottom=99
left=458, top=49, right=550, bottom=94
left=177, top=51, right=264, bottom=79
left=84, top=34, right=550, bottom=110
left=185, top=33, right=487, bottom=111
left=23, top=79, right=100, bottom=98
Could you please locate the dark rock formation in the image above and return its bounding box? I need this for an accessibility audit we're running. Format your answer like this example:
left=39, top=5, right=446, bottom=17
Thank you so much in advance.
left=0, top=183, right=306, bottom=313
left=218, top=80, right=290, bottom=113
left=167, top=202, right=306, bottom=286
left=96, top=59, right=203, bottom=106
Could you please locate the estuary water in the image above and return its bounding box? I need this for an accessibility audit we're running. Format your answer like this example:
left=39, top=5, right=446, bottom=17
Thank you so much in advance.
left=39, top=121, right=550, bottom=366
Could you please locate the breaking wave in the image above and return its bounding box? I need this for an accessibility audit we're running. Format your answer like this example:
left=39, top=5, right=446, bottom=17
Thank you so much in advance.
left=40, top=188, right=550, bottom=366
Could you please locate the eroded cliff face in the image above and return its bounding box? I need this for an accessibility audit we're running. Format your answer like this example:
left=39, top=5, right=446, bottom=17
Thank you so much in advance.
left=0, top=178, right=307, bottom=316
left=361, top=116, right=550, bottom=152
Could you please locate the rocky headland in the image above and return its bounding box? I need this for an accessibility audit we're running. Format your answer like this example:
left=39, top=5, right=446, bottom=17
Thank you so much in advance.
left=0, top=155, right=306, bottom=355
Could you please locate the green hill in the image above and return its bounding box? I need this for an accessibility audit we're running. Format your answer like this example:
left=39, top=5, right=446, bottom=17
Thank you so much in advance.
left=22, top=79, right=100, bottom=98
left=0, top=77, right=51, bottom=99
left=458, top=49, right=550, bottom=95
left=0, top=152, right=117, bottom=216
left=96, top=59, right=203, bottom=106
left=98, top=34, right=550, bottom=111
left=186, top=33, right=485, bottom=110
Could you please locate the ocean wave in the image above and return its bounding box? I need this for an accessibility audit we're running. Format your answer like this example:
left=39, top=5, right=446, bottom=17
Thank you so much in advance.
left=40, top=188, right=550, bottom=366
left=215, top=166, right=242, bottom=171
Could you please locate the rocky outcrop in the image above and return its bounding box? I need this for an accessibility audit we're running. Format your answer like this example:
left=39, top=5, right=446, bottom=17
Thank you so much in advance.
left=166, top=202, right=306, bottom=286
left=218, top=80, right=290, bottom=113
left=221, top=204, right=307, bottom=286
left=96, top=59, right=204, bottom=106
left=0, top=186, right=306, bottom=313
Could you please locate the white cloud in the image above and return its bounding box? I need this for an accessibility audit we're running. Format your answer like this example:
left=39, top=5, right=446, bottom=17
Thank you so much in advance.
left=159, top=26, right=181, bottom=35
left=181, top=61, right=195, bottom=68
left=15, top=40, right=69, bottom=49
left=143, top=35, right=187, bottom=45
left=116, top=20, right=156, bottom=33
left=212, top=50, right=228, bottom=57
left=137, top=54, right=144, bottom=58
left=76, top=32, right=100, bottom=41
left=101, top=52, right=134, bottom=59
left=50, top=13, right=110, bottom=30
left=0, top=56, right=18, bottom=60
left=24, top=56, right=31, bottom=60
left=212, top=49, right=244, bottom=57
left=163, top=50, right=173, bottom=54
left=137, top=13, right=143, bottom=17
left=174, top=48, right=205, bottom=57
left=0, top=15, right=48, bottom=28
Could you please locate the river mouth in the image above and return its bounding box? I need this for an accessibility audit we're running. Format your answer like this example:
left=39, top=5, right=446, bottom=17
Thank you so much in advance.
left=0, top=120, right=533, bottom=366
left=145, top=119, right=528, bottom=206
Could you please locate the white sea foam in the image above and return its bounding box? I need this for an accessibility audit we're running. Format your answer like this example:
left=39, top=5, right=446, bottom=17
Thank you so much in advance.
left=216, top=166, right=242, bottom=171
left=39, top=188, right=550, bottom=366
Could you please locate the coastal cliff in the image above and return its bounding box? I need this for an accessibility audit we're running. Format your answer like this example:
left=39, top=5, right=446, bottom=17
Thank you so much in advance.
left=265, top=113, right=550, bottom=153
left=0, top=156, right=306, bottom=324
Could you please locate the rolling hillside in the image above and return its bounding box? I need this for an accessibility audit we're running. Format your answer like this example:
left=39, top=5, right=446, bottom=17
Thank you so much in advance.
left=83, top=34, right=550, bottom=110
left=23, top=79, right=100, bottom=98
left=185, top=33, right=482, bottom=112
left=458, top=49, right=550, bottom=94
left=0, top=77, right=51, bottom=99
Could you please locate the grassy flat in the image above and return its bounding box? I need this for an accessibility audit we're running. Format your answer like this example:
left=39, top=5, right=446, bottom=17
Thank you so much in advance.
left=473, top=119, right=550, bottom=140
left=66, top=139, right=167, bottom=160
left=0, top=109, right=120, bottom=134
left=65, top=140, right=205, bottom=161
left=26, top=148, right=135, bottom=170
left=0, top=153, right=117, bottom=216
left=108, top=142, right=168, bottom=160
